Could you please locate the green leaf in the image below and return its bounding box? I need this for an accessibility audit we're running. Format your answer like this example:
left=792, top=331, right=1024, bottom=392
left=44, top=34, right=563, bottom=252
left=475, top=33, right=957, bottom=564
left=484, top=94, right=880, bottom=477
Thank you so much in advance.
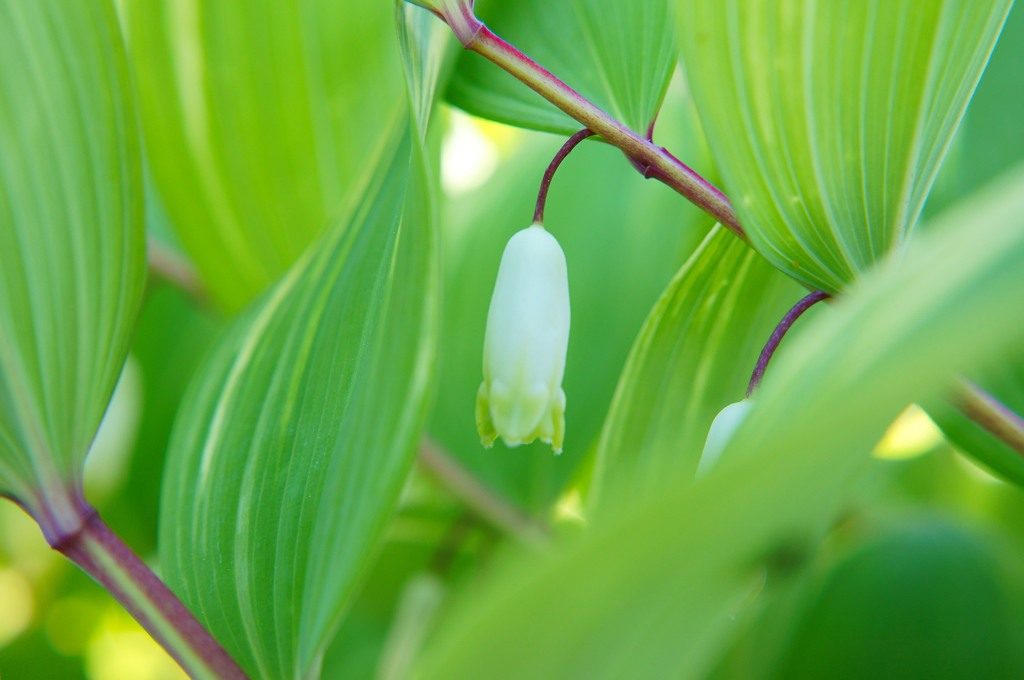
left=678, top=0, right=1013, bottom=293
left=447, top=0, right=677, bottom=135
left=589, top=227, right=804, bottom=508
left=0, top=1, right=144, bottom=517
left=430, top=92, right=712, bottom=512
left=157, top=12, right=444, bottom=673
left=125, top=0, right=408, bottom=310
left=416, top=166, right=1024, bottom=679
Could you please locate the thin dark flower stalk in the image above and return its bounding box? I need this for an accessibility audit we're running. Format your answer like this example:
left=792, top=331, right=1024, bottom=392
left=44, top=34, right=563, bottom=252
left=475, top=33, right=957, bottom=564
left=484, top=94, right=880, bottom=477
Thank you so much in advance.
left=747, top=291, right=830, bottom=397
left=37, top=492, right=248, bottom=679
left=955, top=379, right=1024, bottom=455
left=431, top=5, right=746, bottom=241
left=533, top=129, right=595, bottom=225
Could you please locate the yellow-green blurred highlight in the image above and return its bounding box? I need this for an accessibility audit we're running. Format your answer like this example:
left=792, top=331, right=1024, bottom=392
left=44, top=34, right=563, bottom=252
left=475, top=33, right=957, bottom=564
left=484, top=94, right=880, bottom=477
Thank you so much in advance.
left=873, top=404, right=1003, bottom=484
left=440, top=107, right=522, bottom=197
left=553, top=488, right=586, bottom=527
left=0, top=567, right=33, bottom=647
left=0, top=503, right=186, bottom=680
left=873, top=405, right=944, bottom=460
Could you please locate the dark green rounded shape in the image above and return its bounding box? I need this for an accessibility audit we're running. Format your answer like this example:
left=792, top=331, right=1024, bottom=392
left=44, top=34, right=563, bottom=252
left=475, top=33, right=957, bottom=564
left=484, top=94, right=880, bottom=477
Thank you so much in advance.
left=775, top=520, right=1023, bottom=680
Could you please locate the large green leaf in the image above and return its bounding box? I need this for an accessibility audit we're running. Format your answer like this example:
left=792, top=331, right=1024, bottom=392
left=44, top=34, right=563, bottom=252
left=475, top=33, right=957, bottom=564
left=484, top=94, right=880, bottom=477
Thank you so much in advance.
left=589, top=226, right=803, bottom=508
left=447, top=0, right=677, bottom=135
left=415, top=167, right=1024, bottom=678
left=157, top=12, right=444, bottom=674
left=125, top=0, right=408, bottom=310
left=0, top=1, right=144, bottom=524
left=679, top=0, right=1012, bottom=293
left=431, top=86, right=713, bottom=513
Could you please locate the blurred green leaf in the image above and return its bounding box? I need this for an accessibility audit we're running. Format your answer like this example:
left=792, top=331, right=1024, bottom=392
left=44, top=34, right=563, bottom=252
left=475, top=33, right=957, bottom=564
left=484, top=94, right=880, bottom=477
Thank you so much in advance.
left=589, top=226, right=803, bottom=509
left=158, top=11, right=444, bottom=670
left=448, top=0, right=677, bottom=135
left=416, top=167, right=1024, bottom=679
left=431, top=92, right=712, bottom=513
left=774, top=520, right=1023, bottom=680
left=679, top=0, right=1012, bottom=293
left=0, top=1, right=144, bottom=516
left=125, top=0, right=408, bottom=310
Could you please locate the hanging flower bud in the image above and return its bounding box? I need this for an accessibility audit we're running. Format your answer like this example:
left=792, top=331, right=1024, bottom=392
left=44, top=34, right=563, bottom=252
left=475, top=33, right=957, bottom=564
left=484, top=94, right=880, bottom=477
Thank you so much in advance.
left=697, top=400, right=753, bottom=478
left=477, top=224, right=570, bottom=453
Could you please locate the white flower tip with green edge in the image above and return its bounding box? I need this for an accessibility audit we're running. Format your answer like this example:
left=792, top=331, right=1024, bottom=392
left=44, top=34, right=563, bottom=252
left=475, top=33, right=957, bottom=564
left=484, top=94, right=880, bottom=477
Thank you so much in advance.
left=697, top=400, right=754, bottom=478
left=477, top=223, right=570, bottom=454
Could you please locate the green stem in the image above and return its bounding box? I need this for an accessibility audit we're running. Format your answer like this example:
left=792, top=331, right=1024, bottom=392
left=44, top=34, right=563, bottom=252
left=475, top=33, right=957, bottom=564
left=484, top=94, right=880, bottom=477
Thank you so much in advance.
left=434, top=4, right=746, bottom=241
left=41, top=494, right=247, bottom=679
left=418, top=437, right=548, bottom=547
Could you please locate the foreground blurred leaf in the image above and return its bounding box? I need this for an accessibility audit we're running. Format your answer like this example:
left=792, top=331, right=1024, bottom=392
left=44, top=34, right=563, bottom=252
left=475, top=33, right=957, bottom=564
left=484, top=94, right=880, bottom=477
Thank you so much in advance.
left=590, top=227, right=803, bottom=508
left=126, top=0, right=407, bottom=310
left=448, top=0, right=676, bottom=135
left=0, top=1, right=144, bottom=521
left=416, top=167, right=1024, bottom=678
left=158, top=11, right=444, bottom=673
left=679, top=0, right=1012, bottom=293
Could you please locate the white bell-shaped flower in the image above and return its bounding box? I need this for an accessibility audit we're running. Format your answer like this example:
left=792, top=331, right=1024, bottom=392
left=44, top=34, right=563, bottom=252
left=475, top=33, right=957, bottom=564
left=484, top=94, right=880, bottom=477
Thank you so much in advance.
left=477, top=224, right=570, bottom=453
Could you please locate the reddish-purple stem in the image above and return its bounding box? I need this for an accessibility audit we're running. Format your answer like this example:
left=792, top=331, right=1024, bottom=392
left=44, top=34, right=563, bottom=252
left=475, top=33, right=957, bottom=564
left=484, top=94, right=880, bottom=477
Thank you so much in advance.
left=41, top=497, right=248, bottom=679
left=433, top=5, right=746, bottom=241
left=534, top=129, right=595, bottom=224
left=747, top=291, right=830, bottom=397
